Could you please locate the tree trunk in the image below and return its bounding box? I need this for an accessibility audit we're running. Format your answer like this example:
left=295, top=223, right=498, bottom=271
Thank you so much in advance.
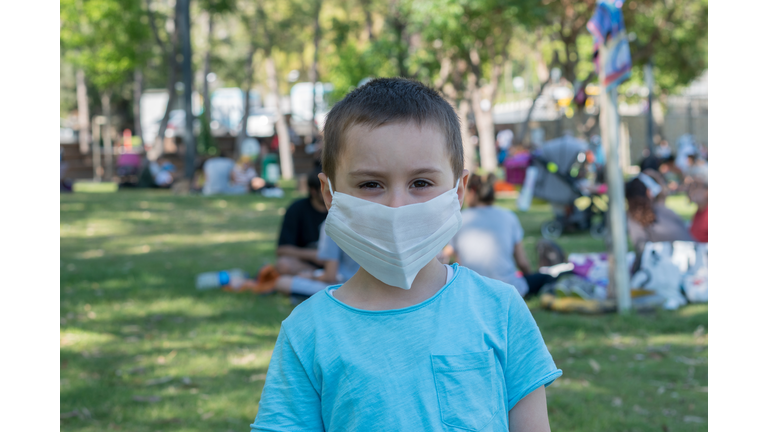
left=133, top=68, right=144, bottom=146
left=518, top=73, right=550, bottom=147
left=360, top=0, right=374, bottom=41
left=469, top=86, right=497, bottom=173
left=266, top=56, right=294, bottom=180
left=92, top=116, right=102, bottom=181
left=153, top=65, right=178, bottom=161
left=467, top=44, right=506, bottom=173
left=651, top=97, right=665, bottom=141
left=237, top=43, right=257, bottom=152
left=178, top=0, right=196, bottom=180
left=457, top=98, right=474, bottom=172
left=309, top=0, right=322, bottom=136
left=76, top=69, right=91, bottom=154
left=101, top=92, right=114, bottom=181
left=388, top=0, right=408, bottom=78
left=202, top=11, right=214, bottom=128
left=151, top=9, right=180, bottom=162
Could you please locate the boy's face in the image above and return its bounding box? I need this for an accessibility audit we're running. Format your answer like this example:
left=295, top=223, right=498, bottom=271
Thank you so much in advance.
left=318, top=121, right=469, bottom=209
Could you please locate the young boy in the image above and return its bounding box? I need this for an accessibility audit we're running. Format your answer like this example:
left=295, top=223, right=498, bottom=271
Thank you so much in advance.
left=251, top=78, right=561, bottom=431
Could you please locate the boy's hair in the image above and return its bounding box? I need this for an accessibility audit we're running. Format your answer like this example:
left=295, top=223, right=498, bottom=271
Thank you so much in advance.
left=321, top=77, right=464, bottom=183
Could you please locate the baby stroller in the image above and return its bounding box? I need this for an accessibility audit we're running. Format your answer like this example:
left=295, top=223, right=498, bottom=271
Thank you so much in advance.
left=530, top=136, right=607, bottom=239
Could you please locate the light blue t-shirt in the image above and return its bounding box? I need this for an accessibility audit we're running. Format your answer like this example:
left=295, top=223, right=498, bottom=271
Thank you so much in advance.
left=251, top=264, right=561, bottom=431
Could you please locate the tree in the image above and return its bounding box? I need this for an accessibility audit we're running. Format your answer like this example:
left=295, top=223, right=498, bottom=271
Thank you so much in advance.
left=196, top=0, right=236, bottom=155
left=624, top=0, right=708, bottom=95
left=61, top=0, right=151, bottom=176
left=144, top=0, right=180, bottom=161
left=235, top=0, right=260, bottom=152
left=411, top=0, right=546, bottom=172
left=308, top=0, right=323, bottom=137
left=254, top=0, right=314, bottom=180
left=520, top=0, right=708, bottom=143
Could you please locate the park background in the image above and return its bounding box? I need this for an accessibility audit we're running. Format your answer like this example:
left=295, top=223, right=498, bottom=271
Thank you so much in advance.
left=55, top=0, right=712, bottom=431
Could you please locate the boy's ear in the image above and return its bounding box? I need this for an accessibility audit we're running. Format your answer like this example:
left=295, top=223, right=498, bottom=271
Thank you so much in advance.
left=318, top=172, right=333, bottom=211
left=456, top=169, right=470, bottom=207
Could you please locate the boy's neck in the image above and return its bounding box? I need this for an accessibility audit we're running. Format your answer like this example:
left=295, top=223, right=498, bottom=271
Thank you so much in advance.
left=333, top=259, right=448, bottom=311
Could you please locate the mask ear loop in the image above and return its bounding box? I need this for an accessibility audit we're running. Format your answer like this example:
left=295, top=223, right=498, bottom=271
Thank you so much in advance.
left=327, top=178, right=336, bottom=197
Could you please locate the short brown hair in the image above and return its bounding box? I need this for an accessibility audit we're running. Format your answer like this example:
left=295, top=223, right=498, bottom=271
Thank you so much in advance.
left=321, top=78, right=463, bottom=184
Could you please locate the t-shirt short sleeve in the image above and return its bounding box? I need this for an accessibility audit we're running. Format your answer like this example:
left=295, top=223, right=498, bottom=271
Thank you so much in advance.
left=251, top=328, right=323, bottom=431
left=504, top=290, right=562, bottom=410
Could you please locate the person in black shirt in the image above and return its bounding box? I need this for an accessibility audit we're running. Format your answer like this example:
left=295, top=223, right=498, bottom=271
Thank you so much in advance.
left=275, top=168, right=328, bottom=275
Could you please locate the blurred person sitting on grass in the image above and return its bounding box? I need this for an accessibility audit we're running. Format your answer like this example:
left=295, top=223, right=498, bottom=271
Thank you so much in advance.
left=252, top=221, right=360, bottom=298
left=626, top=175, right=693, bottom=274
left=274, top=167, right=327, bottom=275
left=60, top=147, right=72, bottom=192
left=149, top=159, right=176, bottom=188
left=640, top=168, right=670, bottom=205
left=441, top=172, right=557, bottom=298
left=687, top=165, right=708, bottom=243
left=232, top=155, right=267, bottom=192
left=658, top=154, right=684, bottom=193
left=202, top=152, right=249, bottom=195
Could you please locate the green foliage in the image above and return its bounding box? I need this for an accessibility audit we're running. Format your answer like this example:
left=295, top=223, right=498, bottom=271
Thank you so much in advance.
left=196, top=114, right=218, bottom=155
left=58, top=0, right=707, bottom=137
left=60, top=0, right=151, bottom=91
left=624, top=0, right=708, bottom=94
left=61, top=57, right=79, bottom=117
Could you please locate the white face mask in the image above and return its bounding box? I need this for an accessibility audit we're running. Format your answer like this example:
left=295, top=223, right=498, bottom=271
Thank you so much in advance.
left=324, top=178, right=463, bottom=290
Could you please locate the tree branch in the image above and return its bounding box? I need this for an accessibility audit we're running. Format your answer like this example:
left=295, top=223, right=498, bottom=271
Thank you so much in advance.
left=145, top=0, right=169, bottom=55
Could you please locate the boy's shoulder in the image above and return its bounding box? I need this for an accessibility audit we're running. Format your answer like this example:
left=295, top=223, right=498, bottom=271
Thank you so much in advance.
left=279, top=288, right=336, bottom=339
left=455, top=265, right=522, bottom=304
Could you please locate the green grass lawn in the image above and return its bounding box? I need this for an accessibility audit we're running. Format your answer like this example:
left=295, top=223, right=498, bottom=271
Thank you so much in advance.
left=60, top=185, right=707, bottom=431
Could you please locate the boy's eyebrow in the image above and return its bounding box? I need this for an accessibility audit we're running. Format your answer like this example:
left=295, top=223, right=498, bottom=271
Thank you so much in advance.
left=347, top=167, right=443, bottom=178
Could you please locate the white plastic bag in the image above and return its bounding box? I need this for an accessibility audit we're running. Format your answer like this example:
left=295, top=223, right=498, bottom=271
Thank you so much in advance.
left=631, top=244, right=687, bottom=310
left=682, top=243, right=708, bottom=303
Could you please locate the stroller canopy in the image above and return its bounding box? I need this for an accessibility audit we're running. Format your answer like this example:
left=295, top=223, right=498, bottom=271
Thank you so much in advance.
left=532, top=136, right=589, bottom=205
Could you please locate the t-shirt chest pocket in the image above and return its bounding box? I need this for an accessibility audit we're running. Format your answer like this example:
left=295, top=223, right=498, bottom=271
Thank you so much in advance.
left=431, top=349, right=501, bottom=431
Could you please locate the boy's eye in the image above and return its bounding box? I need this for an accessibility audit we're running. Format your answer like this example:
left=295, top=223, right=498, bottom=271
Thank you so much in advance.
left=359, top=181, right=382, bottom=189
left=412, top=180, right=432, bottom=189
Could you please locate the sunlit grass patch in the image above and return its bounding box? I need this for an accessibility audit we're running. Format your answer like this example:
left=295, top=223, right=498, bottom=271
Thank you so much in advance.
left=60, top=328, right=117, bottom=349
left=73, top=181, right=119, bottom=193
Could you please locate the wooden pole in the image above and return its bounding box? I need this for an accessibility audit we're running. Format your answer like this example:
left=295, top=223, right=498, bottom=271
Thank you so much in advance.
left=598, top=44, right=632, bottom=314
